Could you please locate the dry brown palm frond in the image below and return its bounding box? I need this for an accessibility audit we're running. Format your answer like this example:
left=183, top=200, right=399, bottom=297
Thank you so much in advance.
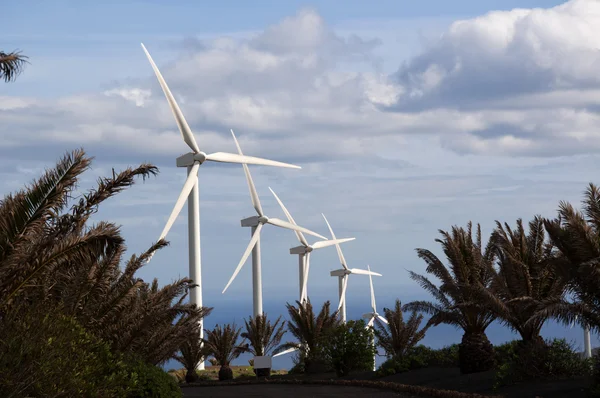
left=241, top=313, right=286, bottom=357
left=203, top=323, right=246, bottom=366
left=538, top=184, right=600, bottom=334
left=404, top=222, right=496, bottom=335
left=0, top=50, right=29, bottom=83
left=277, top=300, right=340, bottom=358
left=375, top=299, right=429, bottom=358
left=0, top=149, right=90, bottom=263
left=470, top=216, right=568, bottom=341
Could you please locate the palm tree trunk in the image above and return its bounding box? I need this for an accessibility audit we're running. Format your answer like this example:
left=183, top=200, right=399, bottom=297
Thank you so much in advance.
left=459, top=331, right=495, bottom=374
left=218, top=364, right=234, bottom=381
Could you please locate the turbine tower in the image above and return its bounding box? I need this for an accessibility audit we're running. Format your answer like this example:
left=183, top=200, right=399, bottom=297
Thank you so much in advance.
left=572, top=316, right=593, bottom=359
left=268, top=187, right=355, bottom=302
left=222, top=131, right=326, bottom=316
left=363, top=265, right=388, bottom=371
left=322, top=214, right=381, bottom=322
left=142, top=44, right=301, bottom=369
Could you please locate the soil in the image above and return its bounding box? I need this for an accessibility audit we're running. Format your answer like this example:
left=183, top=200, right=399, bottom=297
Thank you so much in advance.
left=182, top=384, right=412, bottom=397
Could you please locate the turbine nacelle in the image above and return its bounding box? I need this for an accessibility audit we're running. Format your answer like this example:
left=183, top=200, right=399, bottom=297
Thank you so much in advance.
left=176, top=152, right=207, bottom=167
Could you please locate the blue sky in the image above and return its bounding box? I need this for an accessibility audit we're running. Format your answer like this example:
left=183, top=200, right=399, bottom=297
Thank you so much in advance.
left=3, top=0, right=600, bottom=368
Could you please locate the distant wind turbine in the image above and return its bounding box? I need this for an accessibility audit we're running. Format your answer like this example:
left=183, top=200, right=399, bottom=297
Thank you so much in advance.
left=222, top=130, right=326, bottom=316
left=322, top=214, right=381, bottom=322
left=268, top=187, right=355, bottom=302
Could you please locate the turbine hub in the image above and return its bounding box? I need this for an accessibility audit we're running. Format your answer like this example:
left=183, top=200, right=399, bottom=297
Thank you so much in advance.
left=258, top=216, right=269, bottom=224
left=193, top=152, right=207, bottom=163
left=306, top=246, right=314, bottom=253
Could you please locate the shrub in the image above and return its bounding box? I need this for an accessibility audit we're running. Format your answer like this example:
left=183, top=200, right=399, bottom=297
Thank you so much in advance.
left=494, top=338, right=593, bottom=388
left=375, top=345, right=459, bottom=377
left=323, top=319, right=376, bottom=377
left=0, top=307, right=134, bottom=398
left=127, top=360, right=182, bottom=398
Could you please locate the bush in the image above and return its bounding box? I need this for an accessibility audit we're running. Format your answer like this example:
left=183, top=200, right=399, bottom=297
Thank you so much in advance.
left=323, top=319, right=375, bottom=377
left=0, top=308, right=134, bottom=398
left=375, top=345, right=459, bottom=377
left=494, top=338, right=593, bottom=388
left=127, top=360, right=182, bottom=398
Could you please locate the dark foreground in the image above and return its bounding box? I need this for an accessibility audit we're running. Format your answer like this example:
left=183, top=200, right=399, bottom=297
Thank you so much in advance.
left=182, top=384, right=411, bottom=397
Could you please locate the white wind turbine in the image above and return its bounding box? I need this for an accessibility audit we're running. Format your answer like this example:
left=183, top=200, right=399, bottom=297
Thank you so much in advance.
left=323, top=214, right=382, bottom=323
left=222, top=131, right=327, bottom=316
left=268, top=188, right=355, bottom=302
left=141, top=44, right=301, bottom=369
left=362, top=265, right=388, bottom=371
left=570, top=316, right=592, bottom=359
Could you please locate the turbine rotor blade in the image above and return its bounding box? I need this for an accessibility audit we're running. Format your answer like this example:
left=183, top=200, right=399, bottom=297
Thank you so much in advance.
left=158, top=163, right=200, bottom=241
left=268, top=186, right=308, bottom=246
left=368, top=317, right=375, bottom=327
left=141, top=43, right=200, bottom=154
left=368, top=265, right=376, bottom=312
left=273, top=347, right=297, bottom=358
left=322, top=213, right=348, bottom=270
left=266, top=218, right=327, bottom=240
left=222, top=223, right=264, bottom=293
left=301, top=252, right=311, bottom=302
left=205, top=152, right=300, bottom=169
left=311, top=237, right=355, bottom=250
left=230, top=130, right=263, bottom=216
left=377, top=315, right=389, bottom=325
left=338, top=275, right=348, bottom=310
left=349, top=268, right=382, bottom=277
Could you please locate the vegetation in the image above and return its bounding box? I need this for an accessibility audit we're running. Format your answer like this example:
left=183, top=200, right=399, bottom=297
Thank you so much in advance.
left=241, top=313, right=287, bottom=376
left=174, top=323, right=207, bottom=383
left=322, top=319, right=376, bottom=377
left=0, top=50, right=28, bottom=82
left=404, top=222, right=497, bottom=374
left=202, top=323, right=247, bottom=381
left=374, top=299, right=429, bottom=358
left=279, top=300, right=341, bottom=374
left=0, top=149, right=211, bottom=396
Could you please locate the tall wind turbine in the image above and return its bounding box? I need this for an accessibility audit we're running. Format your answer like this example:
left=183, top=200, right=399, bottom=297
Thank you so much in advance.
left=363, top=265, right=388, bottom=371
left=268, top=187, right=355, bottom=302
left=222, top=131, right=326, bottom=316
left=322, top=214, right=381, bottom=322
left=141, top=43, right=301, bottom=369
left=571, top=316, right=592, bottom=359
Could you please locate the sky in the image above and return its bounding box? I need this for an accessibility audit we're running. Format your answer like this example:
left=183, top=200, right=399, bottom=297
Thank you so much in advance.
left=3, top=0, right=600, bottom=369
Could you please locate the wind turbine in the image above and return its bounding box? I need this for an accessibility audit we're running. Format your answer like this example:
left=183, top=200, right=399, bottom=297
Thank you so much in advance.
left=222, top=131, right=327, bottom=316
left=323, top=214, right=382, bottom=322
left=571, top=316, right=592, bottom=359
left=141, top=43, right=301, bottom=369
left=362, top=265, right=388, bottom=371
left=268, top=188, right=355, bottom=302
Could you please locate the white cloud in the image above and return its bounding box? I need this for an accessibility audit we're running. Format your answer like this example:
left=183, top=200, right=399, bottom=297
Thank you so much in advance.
left=386, top=0, right=600, bottom=156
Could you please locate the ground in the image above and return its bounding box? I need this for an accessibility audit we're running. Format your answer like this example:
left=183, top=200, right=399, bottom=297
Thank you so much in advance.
left=174, top=365, right=593, bottom=398
left=182, top=384, right=412, bottom=397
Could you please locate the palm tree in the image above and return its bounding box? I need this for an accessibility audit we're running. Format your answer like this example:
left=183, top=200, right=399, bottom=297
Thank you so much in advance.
left=0, top=149, right=212, bottom=366
left=0, top=50, right=28, bottom=82
left=203, top=323, right=246, bottom=381
left=374, top=299, right=429, bottom=358
left=533, top=183, right=600, bottom=331
left=474, top=217, right=566, bottom=346
left=404, top=222, right=497, bottom=374
left=174, top=324, right=209, bottom=383
left=241, top=313, right=286, bottom=376
left=278, top=300, right=341, bottom=373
